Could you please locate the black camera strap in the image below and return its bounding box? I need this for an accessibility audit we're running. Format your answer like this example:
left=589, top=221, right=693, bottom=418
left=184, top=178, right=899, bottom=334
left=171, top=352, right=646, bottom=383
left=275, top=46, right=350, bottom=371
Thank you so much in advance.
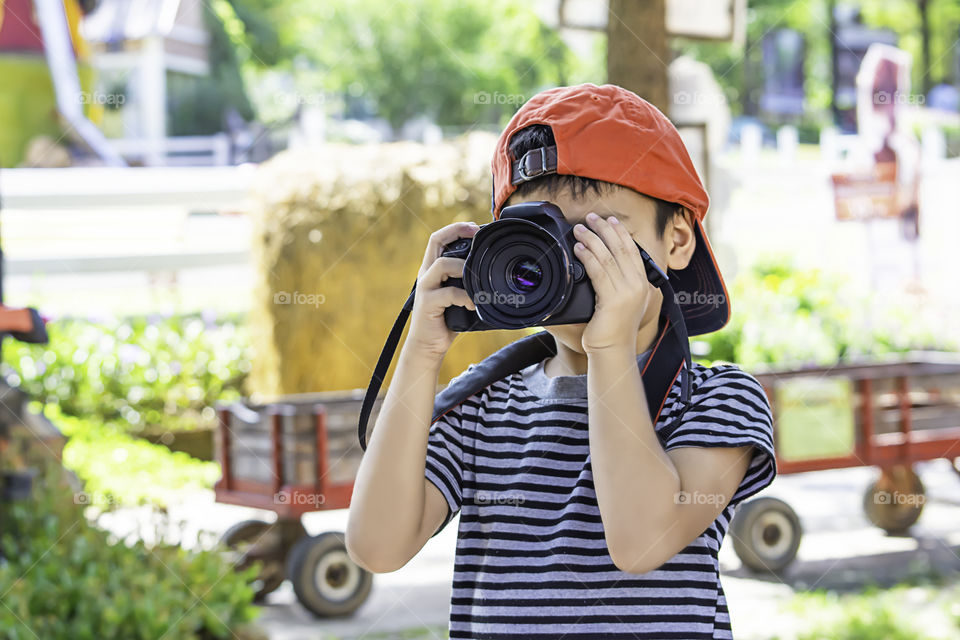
left=358, top=278, right=694, bottom=451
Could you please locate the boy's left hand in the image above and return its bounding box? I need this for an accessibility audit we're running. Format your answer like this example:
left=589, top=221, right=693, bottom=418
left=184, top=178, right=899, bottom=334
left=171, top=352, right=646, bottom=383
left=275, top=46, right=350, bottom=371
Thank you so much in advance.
left=573, top=212, right=655, bottom=353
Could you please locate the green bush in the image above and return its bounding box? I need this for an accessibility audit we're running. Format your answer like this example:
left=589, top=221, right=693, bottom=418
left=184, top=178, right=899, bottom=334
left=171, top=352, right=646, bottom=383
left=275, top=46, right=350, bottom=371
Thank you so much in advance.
left=697, top=258, right=953, bottom=367
left=796, top=604, right=929, bottom=640
left=785, top=587, right=943, bottom=640
left=0, top=462, right=259, bottom=640
left=47, top=405, right=221, bottom=508
left=1, top=312, right=250, bottom=433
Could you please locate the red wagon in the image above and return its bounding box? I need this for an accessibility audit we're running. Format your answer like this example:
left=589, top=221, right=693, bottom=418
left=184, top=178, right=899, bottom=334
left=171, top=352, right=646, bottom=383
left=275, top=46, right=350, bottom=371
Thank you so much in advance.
left=214, top=392, right=379, bottom=616
left=730, top=352, right=960, bottom=572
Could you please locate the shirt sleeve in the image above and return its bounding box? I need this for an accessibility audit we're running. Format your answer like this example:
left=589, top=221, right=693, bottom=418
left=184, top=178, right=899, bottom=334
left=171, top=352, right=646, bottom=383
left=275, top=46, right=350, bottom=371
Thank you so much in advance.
left=661, top=365, right=777, bottom=508
left=423, top=365, right=475, bottom=537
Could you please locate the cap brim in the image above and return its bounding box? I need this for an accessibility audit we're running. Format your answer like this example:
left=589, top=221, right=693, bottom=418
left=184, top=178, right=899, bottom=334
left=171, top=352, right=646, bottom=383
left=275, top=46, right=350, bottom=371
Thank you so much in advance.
left=668, top=218, right=731, bottom=336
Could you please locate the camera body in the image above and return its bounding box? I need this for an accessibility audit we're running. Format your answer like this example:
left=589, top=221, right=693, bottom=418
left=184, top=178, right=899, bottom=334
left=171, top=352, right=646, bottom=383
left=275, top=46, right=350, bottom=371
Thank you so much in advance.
left=440, top=201, right=666, bottom=332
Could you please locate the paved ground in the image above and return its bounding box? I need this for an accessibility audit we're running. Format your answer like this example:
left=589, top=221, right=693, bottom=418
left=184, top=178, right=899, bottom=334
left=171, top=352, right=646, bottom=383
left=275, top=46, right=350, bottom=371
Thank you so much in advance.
left=96, top=459, right=960, bottom=640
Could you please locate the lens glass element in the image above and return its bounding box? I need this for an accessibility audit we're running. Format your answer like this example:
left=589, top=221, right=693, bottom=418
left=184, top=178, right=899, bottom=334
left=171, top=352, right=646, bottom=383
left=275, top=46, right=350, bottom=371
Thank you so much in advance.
left=509, top=258, right=542, bottom=293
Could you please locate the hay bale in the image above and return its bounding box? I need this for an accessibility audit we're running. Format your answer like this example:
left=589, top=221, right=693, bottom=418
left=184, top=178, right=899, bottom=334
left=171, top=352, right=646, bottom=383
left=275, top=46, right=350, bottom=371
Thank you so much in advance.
left=247, top=133, right=522, bottom=396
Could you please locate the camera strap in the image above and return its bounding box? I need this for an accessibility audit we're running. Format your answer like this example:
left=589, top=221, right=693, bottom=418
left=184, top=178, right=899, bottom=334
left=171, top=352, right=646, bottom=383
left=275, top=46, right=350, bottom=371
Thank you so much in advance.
left=358, top=278, right=693, bottom=451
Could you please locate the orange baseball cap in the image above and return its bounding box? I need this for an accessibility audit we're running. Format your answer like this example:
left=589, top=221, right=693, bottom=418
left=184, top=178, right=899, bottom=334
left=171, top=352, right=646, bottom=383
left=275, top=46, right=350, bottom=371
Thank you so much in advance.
left=490, top=83, right=730, bottom=336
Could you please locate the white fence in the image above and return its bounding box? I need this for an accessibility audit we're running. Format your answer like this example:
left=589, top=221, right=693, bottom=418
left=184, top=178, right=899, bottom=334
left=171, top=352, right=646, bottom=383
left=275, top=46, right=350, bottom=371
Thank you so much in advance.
left=106, top=135, right=232, bottom=167
left=0, top=166, right=255, bottom=315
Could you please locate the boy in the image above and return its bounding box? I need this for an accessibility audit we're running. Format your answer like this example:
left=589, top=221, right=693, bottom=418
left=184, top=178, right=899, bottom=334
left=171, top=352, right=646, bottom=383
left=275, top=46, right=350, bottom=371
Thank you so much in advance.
left=347, top=83, right=776, bottom=639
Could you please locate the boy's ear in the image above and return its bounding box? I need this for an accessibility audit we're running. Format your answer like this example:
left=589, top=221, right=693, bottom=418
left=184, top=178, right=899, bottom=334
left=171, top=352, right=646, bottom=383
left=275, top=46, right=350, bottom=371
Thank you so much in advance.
left=666, top=207, right=696, bottom=271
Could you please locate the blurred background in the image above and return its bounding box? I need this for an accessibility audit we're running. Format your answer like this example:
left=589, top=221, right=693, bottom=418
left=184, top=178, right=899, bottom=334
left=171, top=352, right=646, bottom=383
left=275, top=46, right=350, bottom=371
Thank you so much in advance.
left=1, top=1, right=959, bottom=639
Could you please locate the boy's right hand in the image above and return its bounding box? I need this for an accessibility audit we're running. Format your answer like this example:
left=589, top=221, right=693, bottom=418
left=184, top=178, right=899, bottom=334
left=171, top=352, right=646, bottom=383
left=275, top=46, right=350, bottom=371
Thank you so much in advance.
left=406, top=221, right=480, bottom=361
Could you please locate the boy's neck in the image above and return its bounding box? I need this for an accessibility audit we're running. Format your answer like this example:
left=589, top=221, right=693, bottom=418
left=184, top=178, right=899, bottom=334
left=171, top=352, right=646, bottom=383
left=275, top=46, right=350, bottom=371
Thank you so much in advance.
left=544, top=318, right=660, bottom=378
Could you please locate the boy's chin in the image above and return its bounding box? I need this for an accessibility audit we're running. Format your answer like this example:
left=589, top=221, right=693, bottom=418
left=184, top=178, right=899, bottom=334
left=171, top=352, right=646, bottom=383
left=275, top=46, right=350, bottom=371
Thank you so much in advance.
left=543, top=323, right=588, bottom=353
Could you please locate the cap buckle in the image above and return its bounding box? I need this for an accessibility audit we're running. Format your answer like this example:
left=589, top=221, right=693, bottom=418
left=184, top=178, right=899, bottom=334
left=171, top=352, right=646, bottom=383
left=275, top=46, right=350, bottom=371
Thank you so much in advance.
left=516, top=147, right=548, bottom=182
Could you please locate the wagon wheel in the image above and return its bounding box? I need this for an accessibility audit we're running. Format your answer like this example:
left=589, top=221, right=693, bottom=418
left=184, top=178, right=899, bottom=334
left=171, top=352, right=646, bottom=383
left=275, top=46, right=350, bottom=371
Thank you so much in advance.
left=862, top=465, right=925, bottom=534
left=287, top=531, right=373, bottom=617
left=222, top=519, right=305, bottom=600
left=730, top=497, right=802, bottom=572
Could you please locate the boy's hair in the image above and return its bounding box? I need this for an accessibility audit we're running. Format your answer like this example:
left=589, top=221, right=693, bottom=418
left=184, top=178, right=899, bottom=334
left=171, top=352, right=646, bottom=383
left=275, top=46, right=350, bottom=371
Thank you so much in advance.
left=508, top=124, right=682, bottom=238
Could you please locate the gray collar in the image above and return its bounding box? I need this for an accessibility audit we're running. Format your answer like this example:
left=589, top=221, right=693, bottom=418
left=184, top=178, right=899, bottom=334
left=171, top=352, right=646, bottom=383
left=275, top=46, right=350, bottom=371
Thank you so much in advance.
left=521, top=348, right=654, bottom=400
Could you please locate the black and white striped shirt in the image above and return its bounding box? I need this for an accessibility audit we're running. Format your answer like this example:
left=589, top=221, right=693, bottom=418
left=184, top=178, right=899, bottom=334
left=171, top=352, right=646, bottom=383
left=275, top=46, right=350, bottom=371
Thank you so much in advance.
left=424, top=349, right=777, bottom=639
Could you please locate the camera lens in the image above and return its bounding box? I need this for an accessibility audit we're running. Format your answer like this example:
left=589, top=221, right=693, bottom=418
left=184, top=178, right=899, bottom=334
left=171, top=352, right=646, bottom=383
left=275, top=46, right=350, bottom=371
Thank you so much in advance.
left=509, top=257, right=542, bottom=293
left=461, top=218, right=573, bottom=329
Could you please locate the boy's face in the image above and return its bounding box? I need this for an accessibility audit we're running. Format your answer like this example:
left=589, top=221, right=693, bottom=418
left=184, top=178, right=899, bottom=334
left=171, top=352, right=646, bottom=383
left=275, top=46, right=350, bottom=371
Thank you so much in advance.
left=503, top=184, right=695, bottom=355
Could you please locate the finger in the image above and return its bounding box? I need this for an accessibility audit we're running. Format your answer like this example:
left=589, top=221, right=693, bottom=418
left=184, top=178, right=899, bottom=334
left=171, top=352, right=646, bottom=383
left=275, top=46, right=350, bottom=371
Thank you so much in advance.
left=421, top=222, right=479, bottom=274
left=420, top=256, right=467, bottom=289
left=573, top=239, right=615, bottom=295
left=573, top=221, right=623, bottom=286
left=421, top=285, right=476, bottom=313
left=607, top=215, right=648, bottom=278
left=584, top=213, right=638, bottom=278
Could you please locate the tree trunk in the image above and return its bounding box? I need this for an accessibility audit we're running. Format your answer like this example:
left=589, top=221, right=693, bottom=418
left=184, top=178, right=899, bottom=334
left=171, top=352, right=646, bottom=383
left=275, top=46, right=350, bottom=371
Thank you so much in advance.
left=606, top=0, right=669, bottom=113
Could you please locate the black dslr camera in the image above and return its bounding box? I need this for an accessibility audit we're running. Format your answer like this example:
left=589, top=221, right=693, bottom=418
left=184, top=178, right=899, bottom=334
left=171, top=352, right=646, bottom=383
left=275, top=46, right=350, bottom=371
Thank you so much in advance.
left=440, top=201, right=667, bottom=331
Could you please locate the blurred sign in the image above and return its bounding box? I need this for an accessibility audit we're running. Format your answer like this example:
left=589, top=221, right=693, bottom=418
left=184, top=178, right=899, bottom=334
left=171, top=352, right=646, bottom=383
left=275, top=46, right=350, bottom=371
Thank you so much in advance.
left=666, top=0, right=745, bottom=45
left=832, top=6, right=897, bottom=133
left=831, top=163, right=902, bottom=221
left=760, top=29, right=805, bottom=117
left=550, top=0, right=746, bottom=45
left=831, top=44, right=920, bottom=235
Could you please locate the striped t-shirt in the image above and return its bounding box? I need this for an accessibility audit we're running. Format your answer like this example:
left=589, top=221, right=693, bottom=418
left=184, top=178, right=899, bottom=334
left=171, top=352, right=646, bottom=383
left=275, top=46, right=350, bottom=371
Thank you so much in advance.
left=423, top=349, right=777, bottom=639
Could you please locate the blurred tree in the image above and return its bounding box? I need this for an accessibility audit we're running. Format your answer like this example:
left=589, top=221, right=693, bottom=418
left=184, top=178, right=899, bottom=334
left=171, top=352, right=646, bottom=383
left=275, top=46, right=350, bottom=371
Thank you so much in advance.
left=300, top=0, right=574, bottom=134
left=218, top=0, right=586, bottom=135
left=167, top=1, right=255, bottom=135
left=221, top=0, right=289, bottom=66
left=860, top=0, right=960, bottom=90
left=607, top=0, right=668, bottom=112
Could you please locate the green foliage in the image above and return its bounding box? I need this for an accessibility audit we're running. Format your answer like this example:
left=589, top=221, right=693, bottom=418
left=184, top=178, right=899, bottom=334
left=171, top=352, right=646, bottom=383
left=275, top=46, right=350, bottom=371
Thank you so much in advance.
left=219, top=0, right=290, bottom=67
left=697, top=258, right=953, bottom=367
left=168, top=1, right=255, bottom=135
left=1, top=313, right=250, bottom=433
left=306, top=0, right=577, bottom=131
left=235, top=0, right=596, bottom=133
left=0, top=462, right=259, bottom=640
left=49, top=405, right=221, bottom=508
left=861, top=0, right=960, bottom=92
left=797, top=605, right=929, bottom=640
left=786, top=587, right=941, bottom=640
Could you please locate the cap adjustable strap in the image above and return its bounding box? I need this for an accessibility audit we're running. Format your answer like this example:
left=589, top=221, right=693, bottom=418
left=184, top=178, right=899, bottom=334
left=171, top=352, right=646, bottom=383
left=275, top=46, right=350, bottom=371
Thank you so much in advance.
left=511, top=145, right=559, bottom=185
